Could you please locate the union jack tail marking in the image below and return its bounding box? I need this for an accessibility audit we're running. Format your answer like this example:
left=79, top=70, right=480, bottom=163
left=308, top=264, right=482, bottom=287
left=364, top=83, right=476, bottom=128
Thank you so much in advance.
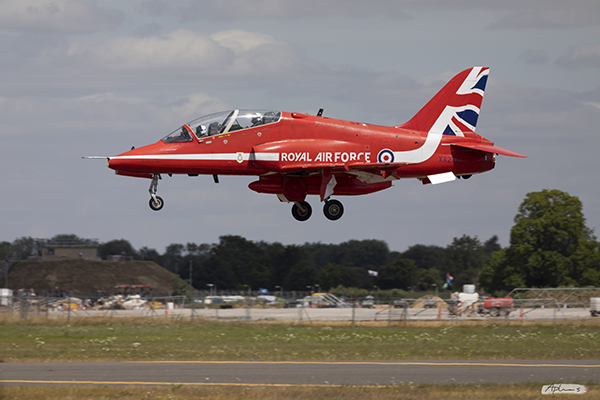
left=401, top=67, right=489, bottom=135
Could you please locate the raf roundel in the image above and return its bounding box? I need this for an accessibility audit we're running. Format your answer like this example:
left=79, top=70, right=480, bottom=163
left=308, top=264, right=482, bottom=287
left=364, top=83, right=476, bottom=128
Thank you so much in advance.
left=377, top=149, right=395, bottom=164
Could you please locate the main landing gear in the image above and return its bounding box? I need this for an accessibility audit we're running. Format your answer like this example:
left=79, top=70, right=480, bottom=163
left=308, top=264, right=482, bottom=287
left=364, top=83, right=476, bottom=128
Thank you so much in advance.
left=148, top=173, right=164, bottom=211
left=291, top=199, right=344, bottom=222
left=323, top=199, right=343, bottom=221
left=291, top=201, right=312, bottom=221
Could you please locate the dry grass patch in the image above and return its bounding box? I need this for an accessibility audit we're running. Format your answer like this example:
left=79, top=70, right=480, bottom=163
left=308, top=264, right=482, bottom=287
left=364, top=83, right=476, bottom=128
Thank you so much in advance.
left=2, top=384, right=599, bottom=400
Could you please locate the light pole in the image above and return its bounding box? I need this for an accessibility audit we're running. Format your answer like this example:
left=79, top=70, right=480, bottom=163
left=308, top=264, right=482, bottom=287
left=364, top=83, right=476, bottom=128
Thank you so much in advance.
left=188, top=260, right=193, bottom=295
left=432, top=284, right=438, bottom=298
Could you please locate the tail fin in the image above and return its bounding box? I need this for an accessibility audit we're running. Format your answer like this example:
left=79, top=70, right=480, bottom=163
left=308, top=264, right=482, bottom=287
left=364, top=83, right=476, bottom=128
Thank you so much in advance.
left=401, top=67, right=489, bottom=136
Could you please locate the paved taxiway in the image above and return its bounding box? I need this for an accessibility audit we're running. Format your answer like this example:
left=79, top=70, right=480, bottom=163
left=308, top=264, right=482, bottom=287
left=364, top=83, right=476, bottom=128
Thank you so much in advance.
left=2, top=361, right=599, bottom=387
left=55, top=306, right=593, bottom=322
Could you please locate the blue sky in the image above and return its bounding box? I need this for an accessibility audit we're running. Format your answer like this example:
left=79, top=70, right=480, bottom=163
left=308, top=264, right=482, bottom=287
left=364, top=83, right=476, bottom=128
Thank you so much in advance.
left=1, top=0, right=599, bottom=253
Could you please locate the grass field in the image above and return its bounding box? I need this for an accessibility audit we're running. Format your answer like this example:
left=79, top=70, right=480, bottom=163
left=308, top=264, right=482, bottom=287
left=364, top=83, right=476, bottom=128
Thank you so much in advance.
left=2, top=383, right=598, bottom=400
left=2, top=316, right=600, bottom=362
left=2, top=316, right=599, bottom=399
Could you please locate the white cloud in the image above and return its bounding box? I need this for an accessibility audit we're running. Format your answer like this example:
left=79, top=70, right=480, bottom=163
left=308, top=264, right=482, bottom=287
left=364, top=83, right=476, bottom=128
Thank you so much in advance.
left=0, top=91, right=231, bottom=141
left=0, top=0, right=122, bottom=33
left=584, top=102, right=600, bottom=111
left=67, top=29, right=230, bottom=71
left=211, top=29, right=312, bottom=75
left=66, top=29, right=311, bottom=76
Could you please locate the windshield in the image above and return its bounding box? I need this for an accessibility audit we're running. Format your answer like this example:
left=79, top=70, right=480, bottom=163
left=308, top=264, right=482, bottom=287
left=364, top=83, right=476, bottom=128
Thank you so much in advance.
left=162, top=109, right=281, bottom=143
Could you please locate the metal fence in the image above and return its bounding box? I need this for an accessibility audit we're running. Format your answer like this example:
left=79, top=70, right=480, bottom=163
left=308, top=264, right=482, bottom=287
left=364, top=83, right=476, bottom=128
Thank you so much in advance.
left=1, top=293, right=597, bottom=325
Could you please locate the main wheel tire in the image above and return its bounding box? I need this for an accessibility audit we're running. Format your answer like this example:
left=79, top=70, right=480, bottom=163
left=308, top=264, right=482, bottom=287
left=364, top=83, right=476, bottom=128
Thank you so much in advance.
left=323, top=199, right=344, bottom=221
left=489, top=307, right=499, bottom=317
left=149, top=196, right=164, bottom=211
left=291, top=201, right=312, bottom=221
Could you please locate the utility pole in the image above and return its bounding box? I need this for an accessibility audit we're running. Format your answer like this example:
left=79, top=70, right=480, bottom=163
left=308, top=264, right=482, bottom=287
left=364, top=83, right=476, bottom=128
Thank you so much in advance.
left=189, top=260, right=194, bottom=321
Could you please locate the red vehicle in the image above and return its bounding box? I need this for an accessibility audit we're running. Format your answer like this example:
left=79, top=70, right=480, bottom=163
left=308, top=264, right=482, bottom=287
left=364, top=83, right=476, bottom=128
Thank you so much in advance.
left=481, top=296, right=514, bottom=317
left=93, top=67, right=525, bottom=221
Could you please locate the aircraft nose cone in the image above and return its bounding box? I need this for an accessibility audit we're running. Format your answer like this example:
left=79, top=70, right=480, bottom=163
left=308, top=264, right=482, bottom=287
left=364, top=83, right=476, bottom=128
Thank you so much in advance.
left=107, top=156, right=125, bottom=171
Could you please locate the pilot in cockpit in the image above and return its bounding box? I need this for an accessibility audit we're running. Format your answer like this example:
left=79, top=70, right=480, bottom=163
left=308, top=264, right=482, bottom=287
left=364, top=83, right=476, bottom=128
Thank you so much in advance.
left=251, top=113, right=263, bottom=127
left=196, top=125, right=207, bottom=138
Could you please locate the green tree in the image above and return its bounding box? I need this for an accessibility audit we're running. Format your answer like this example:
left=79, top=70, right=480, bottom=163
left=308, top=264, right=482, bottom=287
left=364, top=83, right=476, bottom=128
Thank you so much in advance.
left=11, top=237, right=36, bottom=259
left=98, top=239, right=137, bottom=259
left=480, top=189, right=599, bottom=293
left=267, top=244, right=308, bottom=289
left=161, top=243, right=185, bottom=274
left=283, top=259, right=318, bottom=290
left=401, top=244, right=446, bottom=270
left=445, top=235, right=486, bottom=288
left=377, top=258, right=418, bottom=290
left=0, top=241, right=12, bottom=260
left=200, top=236, right=271, bottom=289
left=319, top=262, right=342, bottom=290
left=138, top=246, right=161, bottom=263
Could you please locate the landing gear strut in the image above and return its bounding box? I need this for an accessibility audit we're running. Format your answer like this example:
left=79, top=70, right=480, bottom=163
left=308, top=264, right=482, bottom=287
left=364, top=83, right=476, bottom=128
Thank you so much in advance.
left=148, top=173, right=164, bottom=211
left=291, top=201, right=312, bottom=221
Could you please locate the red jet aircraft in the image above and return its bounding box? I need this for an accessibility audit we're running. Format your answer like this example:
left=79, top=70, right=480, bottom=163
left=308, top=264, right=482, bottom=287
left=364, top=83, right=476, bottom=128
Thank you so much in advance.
left=97, top=67, right=526, bottom=221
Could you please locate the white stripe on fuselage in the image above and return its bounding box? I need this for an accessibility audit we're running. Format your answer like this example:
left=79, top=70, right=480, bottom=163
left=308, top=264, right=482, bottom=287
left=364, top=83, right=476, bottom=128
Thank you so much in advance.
left=390, top=107, right=453, bottom=164
left=112, top=153, right=280, bottom=162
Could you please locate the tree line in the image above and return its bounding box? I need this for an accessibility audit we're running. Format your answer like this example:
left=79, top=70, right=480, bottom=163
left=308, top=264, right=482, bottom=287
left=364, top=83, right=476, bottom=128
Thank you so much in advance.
left=3, top=190, right=599, bottom=296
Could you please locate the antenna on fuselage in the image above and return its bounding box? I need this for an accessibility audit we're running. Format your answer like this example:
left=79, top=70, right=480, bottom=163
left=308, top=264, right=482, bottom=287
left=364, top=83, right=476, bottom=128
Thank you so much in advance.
left=317, top=108, right=324, bottom=117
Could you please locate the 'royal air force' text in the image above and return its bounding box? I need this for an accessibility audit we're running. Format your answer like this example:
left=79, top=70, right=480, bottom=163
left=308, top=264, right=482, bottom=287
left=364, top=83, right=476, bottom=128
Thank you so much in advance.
left=281, top=152, right=371, bottom=163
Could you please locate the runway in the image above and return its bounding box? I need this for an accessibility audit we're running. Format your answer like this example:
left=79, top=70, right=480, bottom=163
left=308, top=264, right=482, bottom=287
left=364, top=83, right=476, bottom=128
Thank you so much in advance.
left=2, top=360, right=599, bottom=387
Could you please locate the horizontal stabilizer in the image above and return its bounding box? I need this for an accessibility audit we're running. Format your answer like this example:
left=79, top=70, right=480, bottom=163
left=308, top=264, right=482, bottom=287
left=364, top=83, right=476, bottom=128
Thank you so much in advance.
left=452, top=143, right=527, bottom=158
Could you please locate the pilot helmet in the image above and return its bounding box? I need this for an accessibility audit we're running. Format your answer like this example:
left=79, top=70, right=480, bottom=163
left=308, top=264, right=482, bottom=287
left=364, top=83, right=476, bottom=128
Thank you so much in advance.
left=262, top=112, right=276, bottom=124
left=196, top=125, right=207, bottom=136
left=251, top=113, right=262, bottom=125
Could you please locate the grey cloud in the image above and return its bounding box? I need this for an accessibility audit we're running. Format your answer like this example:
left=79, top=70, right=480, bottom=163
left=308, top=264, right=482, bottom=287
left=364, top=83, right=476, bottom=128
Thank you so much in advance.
left=518, top=50, right=549, bottom=65
left=0, top=0, right=123, bottom=34
left=137, top=0, right=412, bottom=22
left=489, top=5, right=600, bottom=30
left=557, top=44, right=600, bottom=69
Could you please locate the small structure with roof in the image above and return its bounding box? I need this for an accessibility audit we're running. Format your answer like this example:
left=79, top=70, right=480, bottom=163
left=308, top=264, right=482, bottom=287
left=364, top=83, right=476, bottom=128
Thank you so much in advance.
left=41, top=237, right=99, bottom=260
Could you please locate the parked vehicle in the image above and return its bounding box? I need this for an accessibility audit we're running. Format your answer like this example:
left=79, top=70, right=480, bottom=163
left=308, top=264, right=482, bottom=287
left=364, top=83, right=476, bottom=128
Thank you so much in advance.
left=477, top=297, right=513, bottom=317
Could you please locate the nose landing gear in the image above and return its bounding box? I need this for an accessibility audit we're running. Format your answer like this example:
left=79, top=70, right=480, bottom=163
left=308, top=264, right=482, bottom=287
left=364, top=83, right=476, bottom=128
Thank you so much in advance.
left=148, top=174, right=164, bottom=211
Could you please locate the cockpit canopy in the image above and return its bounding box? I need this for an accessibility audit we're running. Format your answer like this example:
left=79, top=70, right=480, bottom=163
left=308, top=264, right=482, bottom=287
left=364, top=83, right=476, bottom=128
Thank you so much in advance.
left=162, top=109, right=281, bottom=143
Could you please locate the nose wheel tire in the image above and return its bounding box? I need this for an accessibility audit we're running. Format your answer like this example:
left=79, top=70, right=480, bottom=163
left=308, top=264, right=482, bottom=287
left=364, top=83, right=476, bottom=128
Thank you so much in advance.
left=149, top=196, right=164, bottom=211
left=323, top=199, right=344, bottom=221
left=291, top=201, right=312, bottom=221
